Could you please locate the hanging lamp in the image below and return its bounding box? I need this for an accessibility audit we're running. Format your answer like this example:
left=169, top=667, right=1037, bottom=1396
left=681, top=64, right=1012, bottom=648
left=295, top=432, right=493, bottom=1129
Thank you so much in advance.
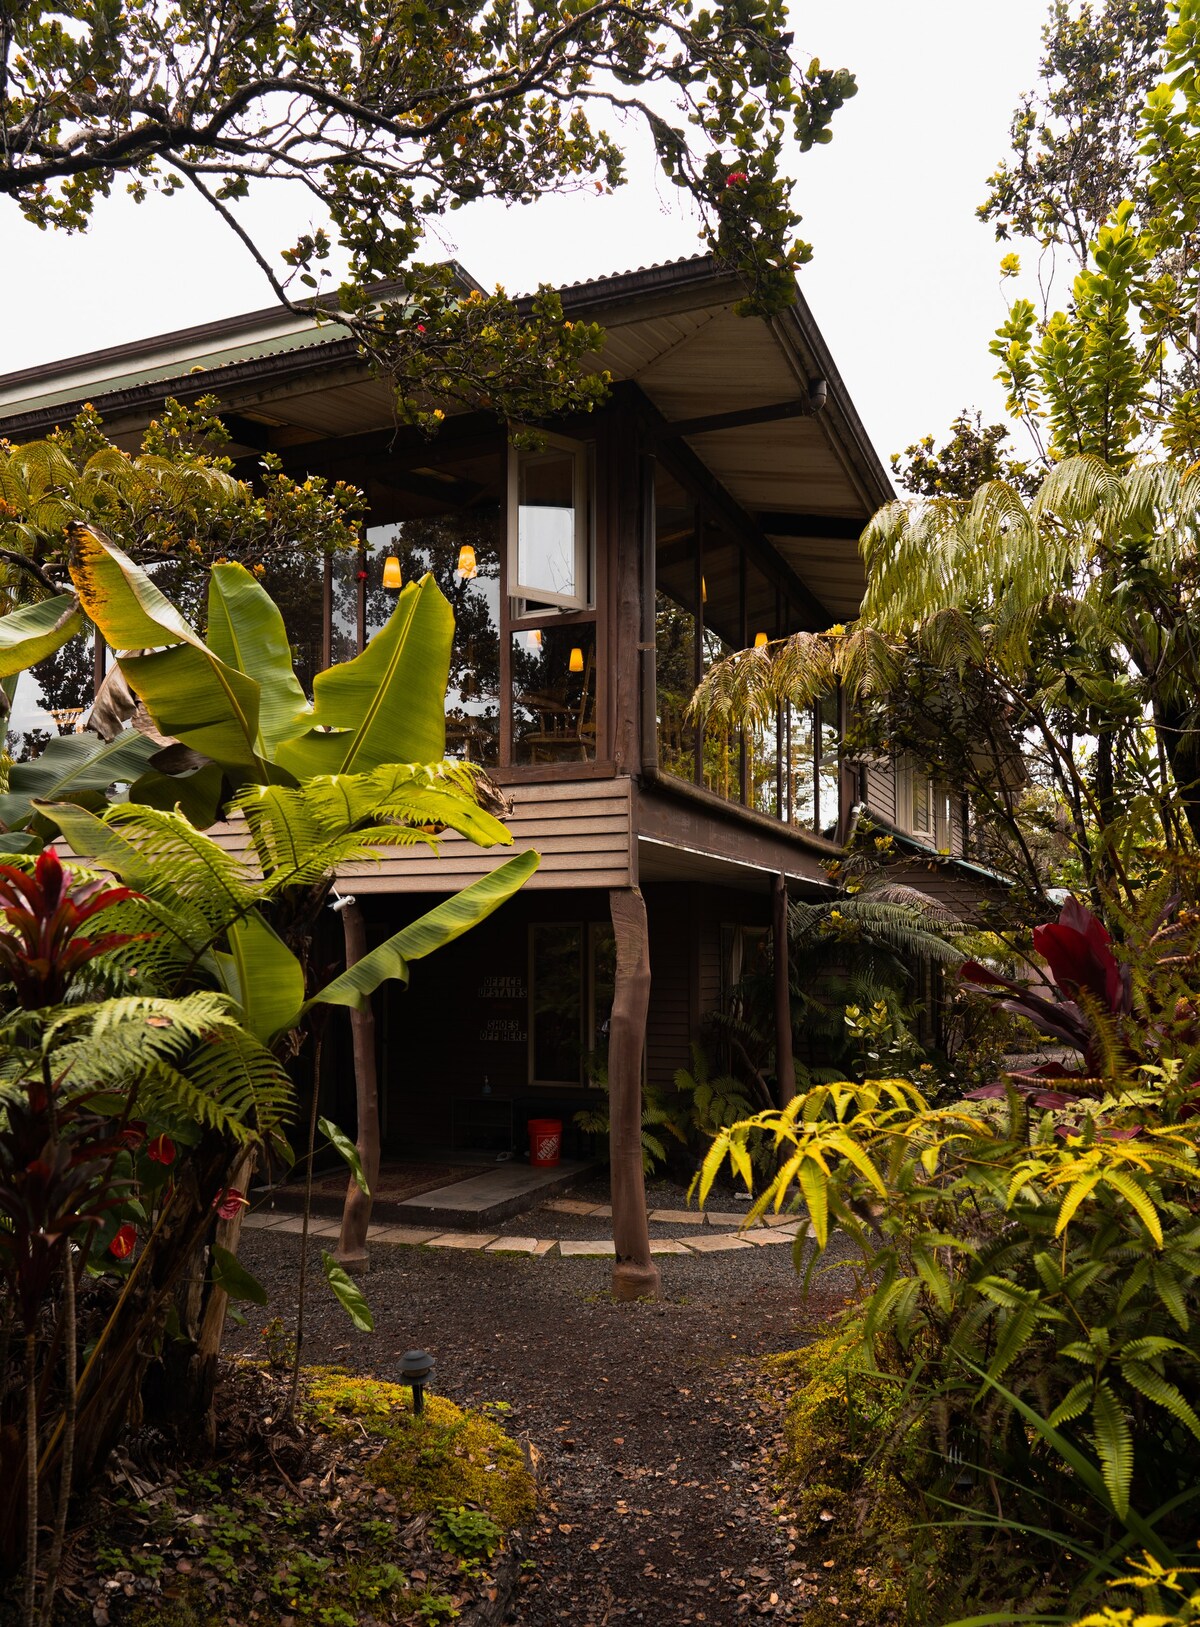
left=382, top=555, right=402, bottom=590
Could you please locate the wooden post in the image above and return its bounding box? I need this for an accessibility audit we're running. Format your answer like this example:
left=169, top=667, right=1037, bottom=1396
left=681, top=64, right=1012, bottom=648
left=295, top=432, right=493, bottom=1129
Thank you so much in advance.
left=773, top=872, right=794, bottom=1108
left=608, top=887, right=659, bottom=1302
left=337, top=898, right=379, bottom=1269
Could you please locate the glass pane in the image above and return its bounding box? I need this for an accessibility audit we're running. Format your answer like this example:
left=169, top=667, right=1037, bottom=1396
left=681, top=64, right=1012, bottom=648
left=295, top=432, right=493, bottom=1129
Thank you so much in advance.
left=511, top=624, right=596, bottom=764
left=518, top=451, right=577, bottom=602
left=787, top=704, right=817, bottom=831
left=330, top=548, right=360, bottom=666
left=817, top=693, right=841, bottom=836
left=701, top=622, right=739, bottom=798
left=655, top=590, right=696, bottom=779
left=364, top=508, right=502, bottom=765
left=750, top=713, right=781, bottom=816
left=531, top=923, right=583, bottom=1083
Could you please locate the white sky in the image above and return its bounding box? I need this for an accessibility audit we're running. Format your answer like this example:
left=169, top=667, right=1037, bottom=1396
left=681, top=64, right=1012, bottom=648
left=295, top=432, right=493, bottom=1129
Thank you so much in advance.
left=0, top=0, right=1054, bottom=470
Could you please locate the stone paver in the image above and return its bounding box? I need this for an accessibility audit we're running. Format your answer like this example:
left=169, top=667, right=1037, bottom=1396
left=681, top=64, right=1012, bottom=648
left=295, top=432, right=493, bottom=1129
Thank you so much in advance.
left=744, top=1228, right=799, bottom=1247
left=428, top=1231, right=498, bottom=1250
left=648, top=1240, right=691, bottom=1255
left=558, top=1239, right=616, bottom=1257
left=681, top=1233, right=753, bottom=1253
left=587, top=1203, right=613, bottom=1217
left=544, top=1199, right=598, bottom=1216
left=369, top=1225, right=439, bottom=1245
left=649, top=1208, right=705, bottom=1225
left=484, top=1236, right=540, bottom=1254
left=532, top=1240, right=558, bottom=1257
left=703, top=1210, right=759, bottom=1227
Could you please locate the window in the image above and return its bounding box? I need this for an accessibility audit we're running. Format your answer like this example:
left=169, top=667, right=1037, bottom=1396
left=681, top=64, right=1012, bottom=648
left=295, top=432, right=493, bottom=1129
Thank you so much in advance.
left=509, top=435, right=591, bottom=611
left=900, top=756, right=936, bottom=841
left=511, top=624, right=597, bottom=764
left=529, top=921, right=615, bottom=1085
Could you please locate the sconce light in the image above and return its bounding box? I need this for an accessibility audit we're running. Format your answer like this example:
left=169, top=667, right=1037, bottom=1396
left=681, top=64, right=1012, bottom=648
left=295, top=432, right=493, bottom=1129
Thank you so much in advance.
left=530, top=628, right=543, bottom=649
left=701, top=576, right=707, bottom=605
left=569, top=646, right=584, bottom=673
left=457, top=544, right=477, bottom=580
left=754, top=631, right=769, bottom=650
left=382, top=555, right=402, bottom=590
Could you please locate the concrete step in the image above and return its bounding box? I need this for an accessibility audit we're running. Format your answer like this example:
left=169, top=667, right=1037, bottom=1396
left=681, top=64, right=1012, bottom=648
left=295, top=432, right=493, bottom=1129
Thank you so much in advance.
left=394, top=1158, right=597, bottom=1229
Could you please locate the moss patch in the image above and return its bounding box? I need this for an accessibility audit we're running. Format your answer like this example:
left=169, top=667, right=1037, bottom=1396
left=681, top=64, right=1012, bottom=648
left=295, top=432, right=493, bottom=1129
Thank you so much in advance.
left=305, top=1370, right=537, bottom=1530
left=47, top=1362, right=536, bottom=1627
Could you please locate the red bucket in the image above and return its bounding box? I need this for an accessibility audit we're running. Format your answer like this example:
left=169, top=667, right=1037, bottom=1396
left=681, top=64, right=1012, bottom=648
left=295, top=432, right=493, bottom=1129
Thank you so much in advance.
left=528, top=1118, right=562, bottom=1168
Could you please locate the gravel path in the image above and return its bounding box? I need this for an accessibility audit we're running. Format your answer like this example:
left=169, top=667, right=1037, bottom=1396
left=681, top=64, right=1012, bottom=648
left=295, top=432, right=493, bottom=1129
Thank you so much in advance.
left=228, top=1179, right=859, bottom=1625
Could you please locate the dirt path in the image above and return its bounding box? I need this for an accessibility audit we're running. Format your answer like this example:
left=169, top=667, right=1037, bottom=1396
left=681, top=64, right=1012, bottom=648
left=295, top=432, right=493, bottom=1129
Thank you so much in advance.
left=233, top=1210, right=853, bottom=1625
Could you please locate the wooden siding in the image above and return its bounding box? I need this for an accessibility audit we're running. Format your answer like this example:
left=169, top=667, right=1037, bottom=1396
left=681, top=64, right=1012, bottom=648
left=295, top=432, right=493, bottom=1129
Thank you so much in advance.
left=644, top=883, right=695, bottom=1091
left=864, top=761, right=897, bottom=824
left=186, top=778, right=634, bottom=893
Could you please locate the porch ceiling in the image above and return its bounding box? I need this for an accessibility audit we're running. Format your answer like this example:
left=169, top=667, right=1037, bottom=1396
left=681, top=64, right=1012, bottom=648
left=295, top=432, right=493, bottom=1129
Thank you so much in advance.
left=637, top=834, right=836, bottom=895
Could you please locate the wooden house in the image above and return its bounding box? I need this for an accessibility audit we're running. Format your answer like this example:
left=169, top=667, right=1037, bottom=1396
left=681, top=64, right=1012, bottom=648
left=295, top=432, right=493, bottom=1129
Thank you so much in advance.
left=0, top=254, right=999, bottom=1292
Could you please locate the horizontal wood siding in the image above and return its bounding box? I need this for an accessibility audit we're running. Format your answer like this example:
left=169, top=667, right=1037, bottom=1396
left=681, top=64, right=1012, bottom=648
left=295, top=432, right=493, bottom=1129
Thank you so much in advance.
left=187, top=778, right=633, bottom=892
left=644, top=884, right=694, bottom=1092
left=891, top=859, right=1013, bottom=925
left=345, top=777, right=632, bottom=892
left=864, top=761, right=896, bottom=824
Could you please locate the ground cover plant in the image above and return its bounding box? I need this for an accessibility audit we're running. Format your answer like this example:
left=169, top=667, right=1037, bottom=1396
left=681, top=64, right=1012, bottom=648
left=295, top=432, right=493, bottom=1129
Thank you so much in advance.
left=45, top=1360, right=536, bottom=1627
left=699, top=889, right=1200, bottom=1622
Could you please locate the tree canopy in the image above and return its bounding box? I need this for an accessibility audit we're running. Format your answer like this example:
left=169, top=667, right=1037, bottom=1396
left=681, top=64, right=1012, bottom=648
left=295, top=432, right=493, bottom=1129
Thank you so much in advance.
left=0, top=0, right=855, bottom=424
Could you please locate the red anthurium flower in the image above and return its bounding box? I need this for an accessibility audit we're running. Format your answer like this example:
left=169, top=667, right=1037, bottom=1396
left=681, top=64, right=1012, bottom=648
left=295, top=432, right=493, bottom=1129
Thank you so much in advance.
left=146, top=1134, right=176, bottom=1166
left=109, top=1224, right=137, bottom=1259
left=212, top=1188, right=249, bottom=1220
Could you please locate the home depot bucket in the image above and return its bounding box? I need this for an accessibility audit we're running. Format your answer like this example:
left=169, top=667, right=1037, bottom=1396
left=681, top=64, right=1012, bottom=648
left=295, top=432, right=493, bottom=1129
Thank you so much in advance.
left=528, top=1118, right=562, bottom=1168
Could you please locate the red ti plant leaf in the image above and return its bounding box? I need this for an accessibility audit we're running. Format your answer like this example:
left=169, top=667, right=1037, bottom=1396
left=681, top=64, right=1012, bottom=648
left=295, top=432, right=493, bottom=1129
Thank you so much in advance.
left=0, top=846, right=149, bottom=1007
left=1033, top=897, right=1132, bottom=1016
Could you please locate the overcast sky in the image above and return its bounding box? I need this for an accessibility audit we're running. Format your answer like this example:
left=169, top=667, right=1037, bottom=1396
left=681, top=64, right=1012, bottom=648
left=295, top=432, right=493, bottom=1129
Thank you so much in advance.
left=1, top=0, right=1054, bottom=470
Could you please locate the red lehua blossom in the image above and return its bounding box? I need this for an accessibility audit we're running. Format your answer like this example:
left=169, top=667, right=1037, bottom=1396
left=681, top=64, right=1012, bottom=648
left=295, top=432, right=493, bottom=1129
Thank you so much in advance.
left=212, top=1188, right=249, bottom=1220
left=416, top=323, right=427, bottom=332
left=147, top=1134, right=176, bottom=1166
left=725, top=171, right=747, bottom=187
left=109, top=1224, right=137, bottom=1259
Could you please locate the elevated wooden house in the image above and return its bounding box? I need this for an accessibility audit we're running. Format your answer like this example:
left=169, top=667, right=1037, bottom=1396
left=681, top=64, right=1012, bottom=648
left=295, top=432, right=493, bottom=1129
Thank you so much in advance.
left=0, top=255, right=996, bottom=1292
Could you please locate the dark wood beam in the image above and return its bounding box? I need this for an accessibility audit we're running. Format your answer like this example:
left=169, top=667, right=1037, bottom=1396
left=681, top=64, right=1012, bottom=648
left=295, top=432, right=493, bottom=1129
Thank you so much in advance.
left=661, top=398, right=812, bottom=439
left=757, top=512, right=865, bottom=541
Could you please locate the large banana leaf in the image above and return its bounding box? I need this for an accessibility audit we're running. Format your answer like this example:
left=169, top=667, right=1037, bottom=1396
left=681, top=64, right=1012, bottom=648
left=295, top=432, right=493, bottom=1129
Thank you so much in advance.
left=310, top=849, right=540, bottom=1014
left=0, top=730, right=161, bottom=829
left=214, top=912, right=306, bottom=1044
left=0, top=593, right=84, bottom=676
left=275, top=575, right=453, bottom=779
left=68, top=525, right=271, bottom=778
left=205, top=564, right=311, bottom=757
left=39, top=799, right=161, bottom=892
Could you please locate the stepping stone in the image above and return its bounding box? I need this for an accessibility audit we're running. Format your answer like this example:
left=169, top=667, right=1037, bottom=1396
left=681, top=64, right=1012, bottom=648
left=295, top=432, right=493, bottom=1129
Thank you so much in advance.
left=704, top=1210, right=760, bottom=1227
left=681, top=1233, right=753, bottom=1252
left=649, top=1209, right=705, bottom=1225
left=533, top=1240, right=558, bottom=1257
left=370, top=1225, right=439, bottom=1246
left=558, top=1239, right=616, bottom=1257
left=544, top=1199, right=598, bottom=1216
left=745, top=1228, right=799, bottom=1247
left=429, top=1231, right=498, bottom=1250
left=267, top=1215, right=313, bottom=1234
left=649, top=1240, right=691, bottom=1255
left=485, top=1236, right=540, bottom=1255
left=586, top=1203, right=613, bottom=1217
left=242, top=1211, right=277, bottom=1229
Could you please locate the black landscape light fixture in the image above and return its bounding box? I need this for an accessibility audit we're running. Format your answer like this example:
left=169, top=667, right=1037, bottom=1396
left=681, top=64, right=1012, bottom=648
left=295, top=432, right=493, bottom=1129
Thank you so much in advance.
left=400, top=1348, right=435, bottom=1416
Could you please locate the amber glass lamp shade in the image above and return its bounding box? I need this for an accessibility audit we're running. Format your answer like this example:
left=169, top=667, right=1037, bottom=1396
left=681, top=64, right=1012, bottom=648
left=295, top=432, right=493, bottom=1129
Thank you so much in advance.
left=457, top=544, right=478, bottom=580
left=753, top=631, right=769, bottom=650
left=569, top=646, right=585, bottom=674
left=382, top=555, right=403, bottom=590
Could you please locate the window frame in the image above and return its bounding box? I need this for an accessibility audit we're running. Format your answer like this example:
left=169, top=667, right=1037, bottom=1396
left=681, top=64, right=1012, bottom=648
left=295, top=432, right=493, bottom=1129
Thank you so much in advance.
left=508, top=431, right=593, bottom=614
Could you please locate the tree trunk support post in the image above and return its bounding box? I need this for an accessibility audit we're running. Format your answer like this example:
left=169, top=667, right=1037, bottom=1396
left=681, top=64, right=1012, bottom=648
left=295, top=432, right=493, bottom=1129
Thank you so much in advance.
left=773, top=872, right=794, bottom=1109
left=608, top=887, right=660, bottom=1302
left=337, top=897, right=379, bottom=1269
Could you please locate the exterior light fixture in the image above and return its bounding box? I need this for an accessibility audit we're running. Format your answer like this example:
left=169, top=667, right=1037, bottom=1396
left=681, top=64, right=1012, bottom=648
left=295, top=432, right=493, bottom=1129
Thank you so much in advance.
left=754, top=631, right=769, bottom=650
left=457, top=544, right=477, bottom=580
left=399, top=1348, right=435, bottom=1416
left=530, top=628, right=543, bottom=649
left=569, top=646, right=584, bottom=673
left=701, top=576, right=707, bottom=604
left=382, top=555, right=403, bottom=590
